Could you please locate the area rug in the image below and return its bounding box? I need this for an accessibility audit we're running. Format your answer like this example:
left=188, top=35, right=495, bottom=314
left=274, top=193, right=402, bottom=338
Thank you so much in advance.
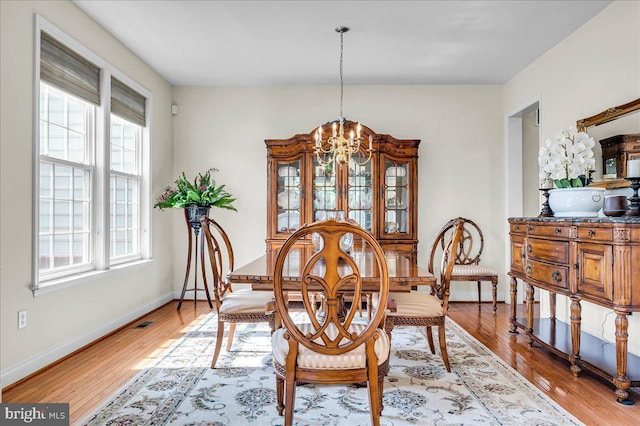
left=81, top=312, right=583, bottom=425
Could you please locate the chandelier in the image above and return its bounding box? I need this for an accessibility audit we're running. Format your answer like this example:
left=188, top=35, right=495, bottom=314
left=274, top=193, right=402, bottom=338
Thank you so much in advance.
left=314, top=27, right=373, bottom=168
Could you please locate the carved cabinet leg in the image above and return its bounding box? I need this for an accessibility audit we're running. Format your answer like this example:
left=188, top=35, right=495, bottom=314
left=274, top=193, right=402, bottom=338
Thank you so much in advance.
left=508, top=276, right=518, bottom=334
left=569, top=296, right=582, bottom=376
left=526, top=283, right=534, bottom=346
left=613, top=310, right=632, bottom=404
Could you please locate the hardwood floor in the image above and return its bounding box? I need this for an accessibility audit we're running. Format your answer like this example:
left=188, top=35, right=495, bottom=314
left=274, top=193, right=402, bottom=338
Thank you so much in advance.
left=448, top=302, right=640, bottom=426
left=3, top=300, right=639, bottom=425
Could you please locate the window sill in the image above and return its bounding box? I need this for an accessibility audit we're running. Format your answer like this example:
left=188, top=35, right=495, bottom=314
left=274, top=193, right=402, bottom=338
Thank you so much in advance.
left=32, top=259, right=155, bottom=296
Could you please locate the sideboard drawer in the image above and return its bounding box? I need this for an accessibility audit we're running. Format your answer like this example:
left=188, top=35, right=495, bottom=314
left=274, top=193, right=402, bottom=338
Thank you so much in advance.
left=510, top=223, right=526, bottom=235
left=526, top=224, right=570, bottom=238
left=527, top=238, right=569, bottom=264
left=526, top=260, right=569, bottom=290
left=577, top=227, right=613, bottom=242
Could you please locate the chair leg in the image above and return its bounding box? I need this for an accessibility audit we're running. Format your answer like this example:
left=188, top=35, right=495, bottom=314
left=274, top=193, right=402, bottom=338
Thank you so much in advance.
left=492, top=277, right=498, bottom=312
left=276, top=375, right=285, bottom=416
left=226, top=323, right=236, bottom=351
left=211, top=321, right=225, bottom=368
left=284, top=372, right=296, bottom=426
left=438, top=323, right=451, bottom=372
left=426, top=326, right=435, bottom=354
left=367, top=364, right=380, bottom=426
left=477, top=280, right=482, bottom=309
left=378, top=375, right=384, bottom=415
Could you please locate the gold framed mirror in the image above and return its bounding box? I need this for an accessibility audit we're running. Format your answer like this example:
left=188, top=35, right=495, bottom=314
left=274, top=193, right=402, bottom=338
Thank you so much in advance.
left=576, top=98, right=640, bottom=132
left=576, top=98, right=640, bottom=185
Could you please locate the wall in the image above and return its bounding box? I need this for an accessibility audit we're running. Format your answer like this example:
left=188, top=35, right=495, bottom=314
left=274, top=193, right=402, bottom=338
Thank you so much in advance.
left=503, top=0, right=640, bottom=353
left=0, top=1, right=175, bottom=386
left=172, top=85, right=504, bottom=302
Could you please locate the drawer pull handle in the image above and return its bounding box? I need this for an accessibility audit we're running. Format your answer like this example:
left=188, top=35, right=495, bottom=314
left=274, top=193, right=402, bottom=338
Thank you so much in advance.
left=588, top=230, right=595, bottom=237
left=521, top=252, right=526, bottom=259
left=555, top=228, right=561, bottom=234
left=551, top=271, right=562, bottom=282
left=527, top=226, right=532, bottom=232
left=526, top=265, right=532, bottom=275
left=527, top=244, right=532, bottom=253
left=514, top=225, right=520, bottom=231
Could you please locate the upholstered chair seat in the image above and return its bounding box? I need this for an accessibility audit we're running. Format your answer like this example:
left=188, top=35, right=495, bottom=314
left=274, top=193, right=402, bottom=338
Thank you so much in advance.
left=452, top=264, right=498, bottom=277
left=271, top=323, right=390, bottom=369
left=219, top=289, right=277, bottom=315
left=372, top=291, right=442, bottom=317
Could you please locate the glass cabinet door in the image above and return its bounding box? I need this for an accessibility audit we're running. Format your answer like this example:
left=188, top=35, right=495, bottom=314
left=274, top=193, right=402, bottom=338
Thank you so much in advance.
left=275, top=159, right=302, bottom=235
left=346, top=152, right=374, bottom=232
left=312, top=160, right=338, bottom=221
left=382, top=158, right=410, bottom=237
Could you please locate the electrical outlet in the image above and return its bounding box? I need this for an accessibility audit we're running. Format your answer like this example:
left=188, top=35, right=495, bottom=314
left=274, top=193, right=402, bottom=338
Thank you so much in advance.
left=18, top=310, right=27, bottom=329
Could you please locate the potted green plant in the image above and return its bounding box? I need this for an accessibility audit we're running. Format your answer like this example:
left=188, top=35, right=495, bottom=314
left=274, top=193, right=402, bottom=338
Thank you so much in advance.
left=154, top=168, right=237, bottom=224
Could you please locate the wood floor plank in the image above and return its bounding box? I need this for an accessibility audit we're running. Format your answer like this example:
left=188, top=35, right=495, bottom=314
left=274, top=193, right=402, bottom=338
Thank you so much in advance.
left=3, top=300, right=639, bottom=425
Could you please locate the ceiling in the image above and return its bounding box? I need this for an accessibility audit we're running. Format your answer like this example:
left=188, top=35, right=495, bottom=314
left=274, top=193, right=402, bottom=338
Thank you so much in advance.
left=74, top=0, right=611, bottom=87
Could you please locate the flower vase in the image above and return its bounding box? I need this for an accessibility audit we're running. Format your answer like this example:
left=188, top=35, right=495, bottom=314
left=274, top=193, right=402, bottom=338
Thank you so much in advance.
left=548, top=187, right=605, bottom=217
left=186, top=205, right=210, bottom=229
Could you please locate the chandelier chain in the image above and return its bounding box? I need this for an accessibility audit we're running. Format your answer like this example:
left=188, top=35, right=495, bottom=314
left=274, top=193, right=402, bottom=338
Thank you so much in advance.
left=339, top=28, right=344, bottom=119
left=314, top=26, right=372, bottom=168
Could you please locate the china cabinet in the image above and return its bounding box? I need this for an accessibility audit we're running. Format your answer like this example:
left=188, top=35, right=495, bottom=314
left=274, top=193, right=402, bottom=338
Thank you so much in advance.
left=599, top=133, right=640, bottom=179
left=266, top=121, right=419, bottom=260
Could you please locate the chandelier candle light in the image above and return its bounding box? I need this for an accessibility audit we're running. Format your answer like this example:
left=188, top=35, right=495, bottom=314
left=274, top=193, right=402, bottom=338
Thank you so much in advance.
left=314, top=27, right=373, bottom=168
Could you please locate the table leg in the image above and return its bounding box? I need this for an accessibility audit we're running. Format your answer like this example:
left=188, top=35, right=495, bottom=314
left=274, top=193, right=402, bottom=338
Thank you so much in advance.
left=569, top=295, right=582, bottom=376
left=613, top=309, right=634, bottom=405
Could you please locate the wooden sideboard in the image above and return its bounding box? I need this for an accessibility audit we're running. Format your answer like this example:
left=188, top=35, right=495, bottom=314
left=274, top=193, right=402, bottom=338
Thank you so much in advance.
left=508, top=217, right=640, bottom=403
left=265, top=122, right=420, bottom=260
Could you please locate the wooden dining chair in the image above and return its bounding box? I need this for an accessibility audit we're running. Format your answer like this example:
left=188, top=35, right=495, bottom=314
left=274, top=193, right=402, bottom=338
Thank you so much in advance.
left=430, top=217, right=499, bottom=312
left=269, top=219, right=390, bottom=426
left=372, top=218, right=464, bottom=372
left=201, top=216, right=280, bottom=368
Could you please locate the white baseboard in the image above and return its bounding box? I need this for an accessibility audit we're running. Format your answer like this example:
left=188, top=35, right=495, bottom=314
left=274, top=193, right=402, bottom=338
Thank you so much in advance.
left=1, top=291, right=174, bottom=389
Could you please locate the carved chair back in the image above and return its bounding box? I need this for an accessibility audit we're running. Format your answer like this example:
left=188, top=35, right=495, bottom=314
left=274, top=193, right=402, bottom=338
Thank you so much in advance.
left=273, top=219, right=389, bottom=356
left=425, top=219, right=465, bottom=310
left=201, top=216, right=235, bottom=309
left=429, top=217, right=484, bottom=270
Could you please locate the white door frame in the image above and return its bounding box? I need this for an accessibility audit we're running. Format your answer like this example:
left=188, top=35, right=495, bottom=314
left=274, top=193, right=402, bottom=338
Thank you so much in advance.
left=505, top=97, right=540, bottom=304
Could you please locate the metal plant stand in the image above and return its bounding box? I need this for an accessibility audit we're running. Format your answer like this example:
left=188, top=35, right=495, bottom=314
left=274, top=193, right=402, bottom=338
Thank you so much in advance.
left=177, top=206, right=214, bottom=310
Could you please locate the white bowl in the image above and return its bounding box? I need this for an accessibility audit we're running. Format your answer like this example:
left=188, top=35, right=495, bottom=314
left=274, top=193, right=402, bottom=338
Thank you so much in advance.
left=548, top=187, right=605, bottom=217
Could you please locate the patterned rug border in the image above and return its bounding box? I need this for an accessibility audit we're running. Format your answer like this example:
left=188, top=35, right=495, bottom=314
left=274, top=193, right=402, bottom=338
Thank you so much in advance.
left=79, top=310, right=584, bottom=425
left=444, top=319, right=582, bottom=423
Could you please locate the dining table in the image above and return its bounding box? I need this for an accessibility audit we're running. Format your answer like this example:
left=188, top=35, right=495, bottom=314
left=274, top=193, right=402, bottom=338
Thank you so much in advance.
left=227, top=248, right=435, bottom=292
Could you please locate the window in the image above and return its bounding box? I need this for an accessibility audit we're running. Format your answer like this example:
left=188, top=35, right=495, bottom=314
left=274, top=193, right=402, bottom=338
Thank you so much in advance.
left=39, top=84, right=94, bottom=278
left=34, top=20, right=150, bottom=290
left=110, top=116, right=141, bottom=261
